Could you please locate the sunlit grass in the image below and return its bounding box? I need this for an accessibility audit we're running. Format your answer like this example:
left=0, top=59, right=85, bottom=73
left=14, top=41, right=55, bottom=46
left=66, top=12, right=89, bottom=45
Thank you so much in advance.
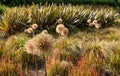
left=0, top=4, right=120, bottom=76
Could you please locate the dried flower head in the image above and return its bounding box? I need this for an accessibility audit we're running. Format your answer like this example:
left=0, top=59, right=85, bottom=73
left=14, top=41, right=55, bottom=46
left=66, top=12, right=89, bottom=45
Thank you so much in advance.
left=57, top=18, right=63, bottom=24
left=88, top=23, right=94, bottom=27
left=25, top=33, right=54, bottom=55
left=25, top=39, right=35, bottom=54
left=33, top=33, right=54, bottom=53
left=27, top=28, right=33, bottom=34
left=24, top=29, right=28, bottom=33
left=93, top=20, right=98, bottom=24
left=41, top=30, right=48, bottom=34
left=60, top=60, right=69, bottom=68
left=87, top=19, right=91, bottom=23
left=95, top=23, right=100, bottom=29
left=61, top=28, right=69, bottom=37
left=31, top=24, right=38, bottom=30
left=56, top=24, right=65, bottom=34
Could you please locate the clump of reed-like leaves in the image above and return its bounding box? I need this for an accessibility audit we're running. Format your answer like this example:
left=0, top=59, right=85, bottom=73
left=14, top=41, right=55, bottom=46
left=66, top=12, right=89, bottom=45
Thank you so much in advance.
left=0, top=4, right=119, bottom=35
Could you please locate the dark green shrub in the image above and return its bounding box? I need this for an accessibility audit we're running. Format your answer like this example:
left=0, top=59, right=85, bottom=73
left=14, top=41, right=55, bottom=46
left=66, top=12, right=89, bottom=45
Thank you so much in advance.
left=0, top=5, right=4, bottom=14
left=0, top=0, right=119, bottom=7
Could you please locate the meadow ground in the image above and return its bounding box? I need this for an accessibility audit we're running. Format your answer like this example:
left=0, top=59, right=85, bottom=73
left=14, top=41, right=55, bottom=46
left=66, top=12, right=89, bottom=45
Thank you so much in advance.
left=0, top=4, right=120, bottom=76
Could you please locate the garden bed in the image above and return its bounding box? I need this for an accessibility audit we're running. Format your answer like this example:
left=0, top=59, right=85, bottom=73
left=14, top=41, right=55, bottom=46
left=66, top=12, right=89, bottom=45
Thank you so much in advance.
left=0, top=4, right=120, bottom=76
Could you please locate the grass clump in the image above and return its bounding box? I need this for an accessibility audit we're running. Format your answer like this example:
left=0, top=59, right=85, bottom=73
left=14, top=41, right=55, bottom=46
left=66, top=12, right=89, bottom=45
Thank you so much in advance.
left=48, top=60, right=69, bottom=76
left=0, top=5, right=4, bottom=14
left=0, top=4, right=120, bottom=76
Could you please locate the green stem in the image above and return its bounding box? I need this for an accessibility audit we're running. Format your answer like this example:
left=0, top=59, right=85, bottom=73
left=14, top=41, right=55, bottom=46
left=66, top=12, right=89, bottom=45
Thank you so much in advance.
left=43, top=54, right=47, bottom=76
left=33, top=31, right=35, bottom=37
left=95, top=28, right=98, bottom=45
left=35, top=55, right=39, bottom=76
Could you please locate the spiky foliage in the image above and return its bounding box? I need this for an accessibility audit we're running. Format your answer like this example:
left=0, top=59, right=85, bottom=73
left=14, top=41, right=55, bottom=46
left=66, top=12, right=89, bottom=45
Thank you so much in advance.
left=0, top=40, right=5, bottom=57
left=4, top=33, right=28, bottom=51
left=54, top=37, right=70, bottom=50
left=0, top=5, right=4, bottom=14
left=77, top=53, right=100, bottom=76
left=21, top=52, right=44, bottom=70
left=0, top=55, right=22, bottom=76
left=0, top=45, right=23, bottom=76
left=0, top=7, right=29, bottom=35
left=0, top=4, right=119, bottom=35
left=111, top=49, right=120, bottom=75
left=83, top=40, right=114, bottom=59
left=107, top=29, right=120, bottom=41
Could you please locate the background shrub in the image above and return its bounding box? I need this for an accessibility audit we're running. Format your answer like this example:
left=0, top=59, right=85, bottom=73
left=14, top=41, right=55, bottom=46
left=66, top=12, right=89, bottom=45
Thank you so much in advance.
left=0, top=0, right=119, bottom=7
left=0, top=5, right=4, bottom=14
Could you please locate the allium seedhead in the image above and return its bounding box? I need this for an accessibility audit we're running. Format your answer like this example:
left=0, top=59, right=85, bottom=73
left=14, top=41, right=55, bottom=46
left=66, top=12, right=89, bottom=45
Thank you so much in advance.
left=60, top=60, right=69, bottom=68
left=57, top=18, right=63, bottom=24
left=61, top=28, right=69, bottom=37
left=27, top=28, right=33, bottom=34
left=34, top=33, right=54, bottom=53
left=31, top=24, right=38, bottom=30
left=24, top=29, right=28, bottom=33
left=41, top=30, right=48, bottom=34
left=95, top=23, right=100, bottom=29
left=88, top=23, right=94, bottom=27
left=25, top=33, right=54, bottom=55
left=93, top=20, right=98, bottom=24
left=87, top=19, right=91, bottom=23
left=25, top=39, right=35, bottom=54
left=56, top=24, right=65, bottom=34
